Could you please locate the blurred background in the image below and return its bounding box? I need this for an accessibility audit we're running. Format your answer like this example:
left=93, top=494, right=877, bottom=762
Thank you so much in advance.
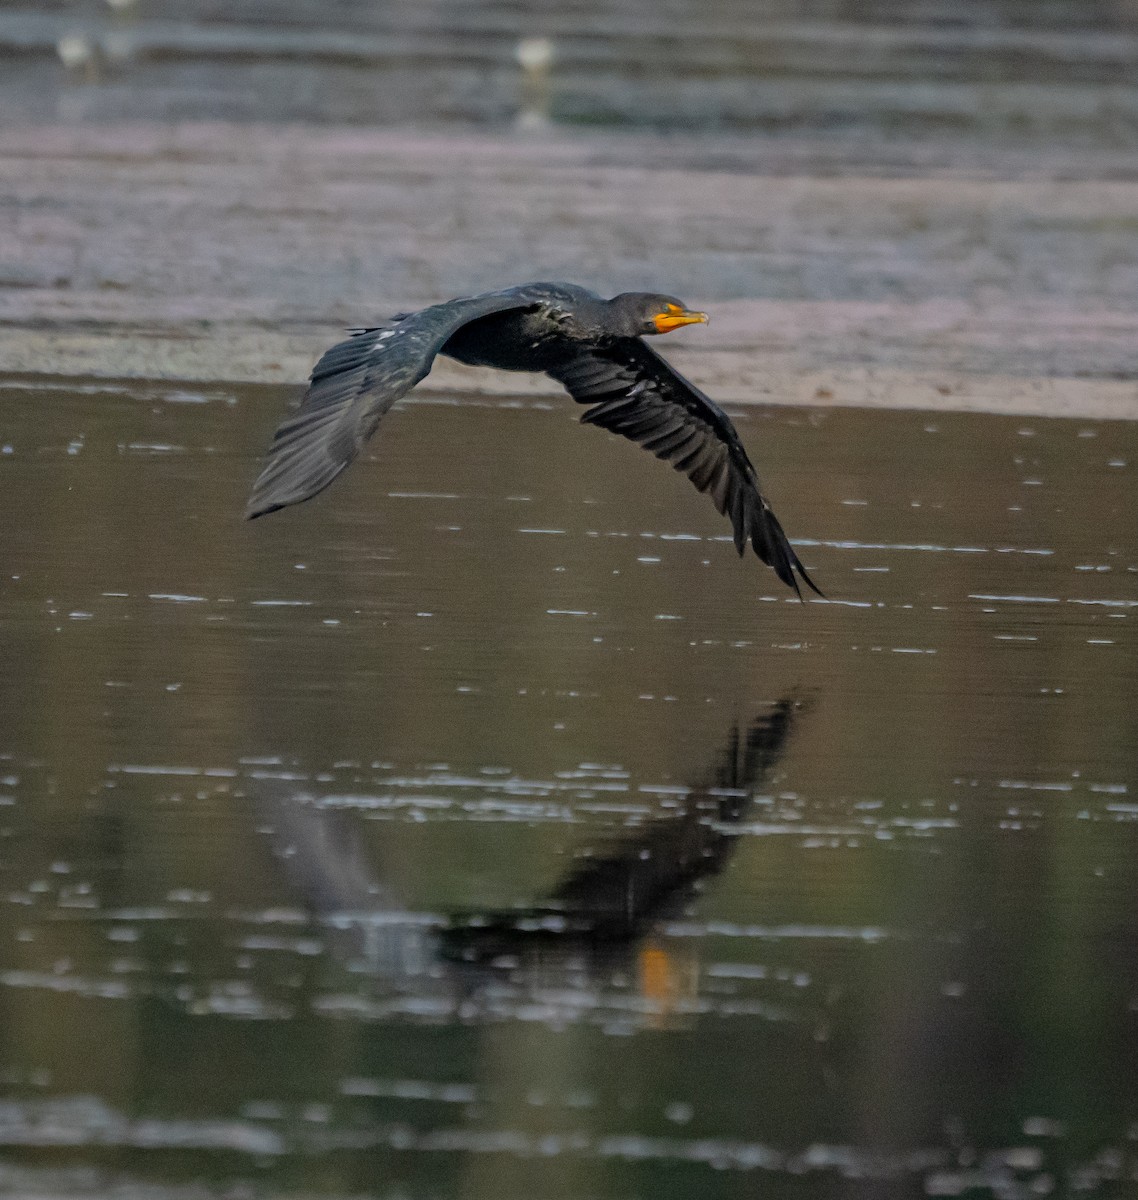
left=1, top=2, right=1137, bottom=1199
left=5, top=0, right=1138, bottom=137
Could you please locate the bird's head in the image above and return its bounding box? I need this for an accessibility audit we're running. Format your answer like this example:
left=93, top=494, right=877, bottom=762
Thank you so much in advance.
left=607, top=292, right=709, bottom=337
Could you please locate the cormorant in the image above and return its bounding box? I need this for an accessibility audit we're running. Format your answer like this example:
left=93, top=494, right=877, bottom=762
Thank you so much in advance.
left=246, top=282, right=819, bottom=596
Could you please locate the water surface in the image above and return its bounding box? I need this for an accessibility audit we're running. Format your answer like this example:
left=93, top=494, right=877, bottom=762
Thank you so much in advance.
left=0, top=375, right=1136, bottom=1197
left=3, top=0, right=1136, bottom=146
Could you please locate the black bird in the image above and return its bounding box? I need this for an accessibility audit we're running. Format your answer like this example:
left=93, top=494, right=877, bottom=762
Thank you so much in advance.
left=246, top=282, right=819, bottom=596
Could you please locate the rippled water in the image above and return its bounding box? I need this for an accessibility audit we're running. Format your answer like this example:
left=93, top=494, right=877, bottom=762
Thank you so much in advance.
left=1, top=375, right=1136, bottom=1197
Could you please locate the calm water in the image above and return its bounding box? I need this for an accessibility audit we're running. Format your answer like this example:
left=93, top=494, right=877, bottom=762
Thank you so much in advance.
left=0, top=375, right=1137, bottom=1198
left=3, top=0, right=1136, bottom=147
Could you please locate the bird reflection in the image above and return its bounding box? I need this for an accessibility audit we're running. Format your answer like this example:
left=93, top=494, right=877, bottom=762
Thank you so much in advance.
left=442, top=699, right=799, bottom=959
left=260, top=698, right=802, bottom=1028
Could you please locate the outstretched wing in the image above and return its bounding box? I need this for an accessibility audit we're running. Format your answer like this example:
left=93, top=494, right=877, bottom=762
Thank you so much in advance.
left=245, top=292, right=541, bottom=519
left=545, top=338, right=820, bottom=597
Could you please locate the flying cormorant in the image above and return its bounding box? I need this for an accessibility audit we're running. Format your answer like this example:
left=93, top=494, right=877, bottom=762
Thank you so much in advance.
left=246, top=282, right=819, bottom=596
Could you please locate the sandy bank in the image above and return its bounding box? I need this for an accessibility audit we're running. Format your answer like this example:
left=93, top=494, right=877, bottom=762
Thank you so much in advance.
left=2, top=122, right=1136, bottom=419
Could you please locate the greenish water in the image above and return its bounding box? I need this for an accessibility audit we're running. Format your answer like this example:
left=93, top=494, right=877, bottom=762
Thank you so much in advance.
left=0, top=375, right=1136, bottom=1198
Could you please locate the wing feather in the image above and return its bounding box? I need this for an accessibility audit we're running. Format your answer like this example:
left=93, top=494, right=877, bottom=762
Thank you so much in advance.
left=545, top=338, right=820, bottom=597
left=708, top=460, right=731, bottom=513
left=641, top=426, right=693, bottom=456
left=245, top=290, right=546, bottom=519
left=689, top=447, right=724, bottom=492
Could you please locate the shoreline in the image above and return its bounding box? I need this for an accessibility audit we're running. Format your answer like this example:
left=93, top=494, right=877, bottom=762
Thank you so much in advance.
left=2, top=328, right=1135, bottom=421
left=2, top=120, right=1137, bottom=421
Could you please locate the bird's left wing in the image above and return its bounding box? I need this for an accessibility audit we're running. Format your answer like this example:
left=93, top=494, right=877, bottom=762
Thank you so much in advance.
left=246, top=292, right=541, bottom=519
left=546, top=338, right=821, bottom=597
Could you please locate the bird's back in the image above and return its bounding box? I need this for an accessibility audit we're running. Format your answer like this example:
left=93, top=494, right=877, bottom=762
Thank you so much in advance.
left=440, top=282, right=606, bottom=372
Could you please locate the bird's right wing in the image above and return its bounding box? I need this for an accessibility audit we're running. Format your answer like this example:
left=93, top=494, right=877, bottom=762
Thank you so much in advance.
left=546, top=338, right=821, bottom=597
left=245, top=292, right=540, bottom=519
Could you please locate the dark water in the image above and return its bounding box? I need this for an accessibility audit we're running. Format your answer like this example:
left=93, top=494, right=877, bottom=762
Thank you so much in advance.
left=0, top=375, right=1136, bottom=1197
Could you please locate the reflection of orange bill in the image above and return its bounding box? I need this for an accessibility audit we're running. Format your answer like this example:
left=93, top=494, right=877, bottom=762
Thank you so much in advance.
left=638, top=942, right=678, bottom=1022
